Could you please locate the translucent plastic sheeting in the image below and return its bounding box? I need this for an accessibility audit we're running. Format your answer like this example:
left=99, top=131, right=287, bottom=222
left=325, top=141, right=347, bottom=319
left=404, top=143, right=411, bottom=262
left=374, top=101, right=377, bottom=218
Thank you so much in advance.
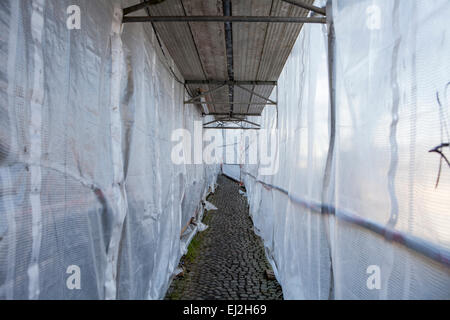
left=331, top=0, right=450, bottom=300
left=0, top=0, right=219, bottom=300
left=222, top=164, right=241, bottom=182
left=242, top=10, right=332, bottom=299
left=241, top=0, right=450, bottom=299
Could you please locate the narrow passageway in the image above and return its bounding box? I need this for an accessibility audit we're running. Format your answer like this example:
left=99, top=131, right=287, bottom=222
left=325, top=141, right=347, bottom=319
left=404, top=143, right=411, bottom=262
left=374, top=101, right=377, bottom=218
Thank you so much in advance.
left=166, top=175, right=283, bottom=300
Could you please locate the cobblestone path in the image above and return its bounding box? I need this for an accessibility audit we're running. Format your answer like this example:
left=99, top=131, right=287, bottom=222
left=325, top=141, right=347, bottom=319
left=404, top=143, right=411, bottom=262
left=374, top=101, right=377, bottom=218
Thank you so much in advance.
left=165, top=175, right=283, bottom=300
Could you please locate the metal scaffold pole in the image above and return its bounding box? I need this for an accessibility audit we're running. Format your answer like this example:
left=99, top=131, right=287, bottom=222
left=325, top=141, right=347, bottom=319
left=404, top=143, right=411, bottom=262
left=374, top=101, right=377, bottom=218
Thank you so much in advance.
left=324, top=0, right=336, bottom=300
left=322, top=0, right=336, bottom=216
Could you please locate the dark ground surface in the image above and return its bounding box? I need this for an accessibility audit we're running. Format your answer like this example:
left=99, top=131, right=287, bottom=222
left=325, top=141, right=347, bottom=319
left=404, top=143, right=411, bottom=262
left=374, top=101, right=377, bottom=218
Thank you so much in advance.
left=165, top=175, right=283, bottom=300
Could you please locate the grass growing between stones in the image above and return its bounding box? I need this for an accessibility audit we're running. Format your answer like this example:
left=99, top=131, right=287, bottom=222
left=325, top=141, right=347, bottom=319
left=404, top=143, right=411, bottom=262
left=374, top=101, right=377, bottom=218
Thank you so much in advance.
left=165, top=209, right=214, bottom=300
left=185, top=209, right=214, bottom=264
left=185, top=233, right=201, bottom=263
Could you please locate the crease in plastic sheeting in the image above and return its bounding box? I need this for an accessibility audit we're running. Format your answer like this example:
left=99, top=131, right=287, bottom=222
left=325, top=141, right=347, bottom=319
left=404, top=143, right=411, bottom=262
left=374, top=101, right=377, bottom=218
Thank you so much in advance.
left=14, top=159, right=101, bottom=191
left=5, top=0, right=19, bottom=165
left=27, top=0, right=45, bottom=300
left=387, top=0, right=401, bottom=229
left=1, top=0, right=20, bottom=300
left=0, top=169, right=17, bottom=300
left=104, top=6, right=128, bottom=300
left=402, top=2, right=418, bottom=300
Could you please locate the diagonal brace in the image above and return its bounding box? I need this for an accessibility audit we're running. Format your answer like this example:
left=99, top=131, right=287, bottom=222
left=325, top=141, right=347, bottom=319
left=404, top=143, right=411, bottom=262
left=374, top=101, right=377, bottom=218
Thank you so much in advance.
left=236, top=84, right=277, bottom=105
left=185, top=85, right=226, bottom=104
left=281, top=0, right=326, bottom=16
left=123, top=0, right=165, bottom=16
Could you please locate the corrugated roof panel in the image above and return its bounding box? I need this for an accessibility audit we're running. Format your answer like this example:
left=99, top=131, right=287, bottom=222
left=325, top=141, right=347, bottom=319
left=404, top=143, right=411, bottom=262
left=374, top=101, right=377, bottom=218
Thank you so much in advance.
left=147, top=1, right=206, bottom=80
left=129, top=0, right=320, bottom=117
left=232, top=0, right=272, bottom=81
left=182, top=0, right=229, bottom=114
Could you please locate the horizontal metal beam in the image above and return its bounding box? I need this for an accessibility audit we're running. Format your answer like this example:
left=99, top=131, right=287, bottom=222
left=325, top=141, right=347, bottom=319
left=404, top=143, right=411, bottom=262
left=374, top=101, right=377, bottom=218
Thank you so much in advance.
left=282, top=0, right=326, bottom=16
left=203, top=127, right=260, bottom=130
left=186, top=80, right=277, bottom=86
left=209, top=119, right=261, bottom=126
left=203, top=113, right=262, bottom=117
left=122, top=16, right=327, bottom=24
left=184, top=101, right=275, bottom=105
left=123, top=0, right=165, bottom=16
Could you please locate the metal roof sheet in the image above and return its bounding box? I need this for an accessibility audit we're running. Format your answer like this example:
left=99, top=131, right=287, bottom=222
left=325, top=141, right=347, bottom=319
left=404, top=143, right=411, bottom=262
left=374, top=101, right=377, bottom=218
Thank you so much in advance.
left=126, top=0, right=316, bottom=116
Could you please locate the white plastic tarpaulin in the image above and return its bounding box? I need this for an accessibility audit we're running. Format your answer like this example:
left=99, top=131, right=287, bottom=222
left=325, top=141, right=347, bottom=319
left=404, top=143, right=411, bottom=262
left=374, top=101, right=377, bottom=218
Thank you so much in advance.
left=222, top=164, right=241, bottom=182
left=0, top=0, right=219, bottom=299
left=1, top=0, right=450, bottom=301
left=241, top=0, right=450, bottom=299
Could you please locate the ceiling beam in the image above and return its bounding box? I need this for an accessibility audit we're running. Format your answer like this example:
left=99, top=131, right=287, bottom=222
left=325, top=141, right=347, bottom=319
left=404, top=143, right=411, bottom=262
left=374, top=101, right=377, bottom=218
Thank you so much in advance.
left=185, top=102, right=276, bottom=105
left=206, top=118, right=261, bottom=126
left=122, top=16, right=327, bottom=24
left=223, top=0, right=234, bottom=115
left=186, top=80, right=277, bottom=86
left=203, top=113, right=262, bottom=117
left=203, top=127, right=261, bottom=130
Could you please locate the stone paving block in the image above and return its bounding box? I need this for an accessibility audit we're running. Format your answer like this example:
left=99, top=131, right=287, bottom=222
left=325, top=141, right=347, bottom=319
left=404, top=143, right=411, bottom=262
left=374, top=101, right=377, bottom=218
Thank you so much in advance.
left=166, top=175, right=283, bottom=300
